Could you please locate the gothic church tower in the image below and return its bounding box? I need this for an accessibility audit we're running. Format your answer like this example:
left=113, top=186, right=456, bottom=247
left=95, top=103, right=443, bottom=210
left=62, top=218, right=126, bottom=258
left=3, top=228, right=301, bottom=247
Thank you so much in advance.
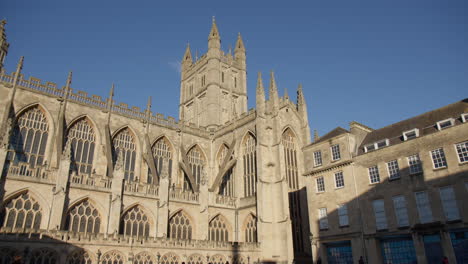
left=179, top=18, right=247, bottom=129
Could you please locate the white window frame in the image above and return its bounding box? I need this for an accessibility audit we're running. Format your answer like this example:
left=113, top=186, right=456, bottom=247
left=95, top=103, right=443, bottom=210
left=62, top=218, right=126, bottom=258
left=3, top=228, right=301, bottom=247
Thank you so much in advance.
left=386, top=160, right=400, bottom=180
left=392, top=195, right=409, bottom=227
left=316, top=176, right=325, bottom=193
left=364, top=143, right=375, bottom=153
left=436, top=118, right=455, bottom=130
left=368, top=166, right=380, bottom=184
left=403, top=128, right=419, bottom=141
left=364, top=139, right=389, bottom=153
left=461, top=113, right=468, bottom=123
left=407, top=154, right=422, bottom=175
left=338, top=204, right=349, bottom=227
left=313, top=151, right=322, bottom=167
left=334, top=171, right=345, bottom=188
left=318, top=208, right=328, bottom=230
left=455, top=141, right=468, bottom=163
left=431, top=148, right=447, bottom=169
left=415, top=191, right=433, bottom=224
left=331, top=144, right=341, bottom=161
left=372, top=199, right=388, bottom=230
left=439, top=186, right=460, bottom=221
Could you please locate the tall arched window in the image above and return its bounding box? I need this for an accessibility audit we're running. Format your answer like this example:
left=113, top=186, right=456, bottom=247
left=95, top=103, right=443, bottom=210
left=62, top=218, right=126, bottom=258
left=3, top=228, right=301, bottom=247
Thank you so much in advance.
left=282, top=130, right=299, bottom=190
left=30, top=248, right=58, bottom=264
left=209, top=215, right=229, bottom=242
left=1, top=192, right=42, bottom=229
left=168, top=211, right=192, bottom=240
left=242, top=134, right=257, bottom=197
left=149, top=137, right=172, bottom=184
left=134, top=252, right=156, bottom=264
left=160, top=253, right=180, bottom=264
left=244, top=214, right=257, bottom=243
left=217, top=144, right=234, bottom=197
left=66, top=249, right=93, bottom=264
left=101, top=251, right=124, bottom=264
left=65, top=199, right=100, bottom=234
left=7, top=106, right=49, bottom=169
left=184, top=146, right=205, bottom=192
left=66, top=118, right=96, bottom=174
left=112, top=128, right=136, bottom=181
left=120, top=206, right=150, bottom=237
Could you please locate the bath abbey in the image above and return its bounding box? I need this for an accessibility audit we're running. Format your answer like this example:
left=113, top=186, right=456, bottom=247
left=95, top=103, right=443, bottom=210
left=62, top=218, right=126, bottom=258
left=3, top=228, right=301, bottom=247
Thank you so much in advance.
left=0, top=19, right=468, bottom=264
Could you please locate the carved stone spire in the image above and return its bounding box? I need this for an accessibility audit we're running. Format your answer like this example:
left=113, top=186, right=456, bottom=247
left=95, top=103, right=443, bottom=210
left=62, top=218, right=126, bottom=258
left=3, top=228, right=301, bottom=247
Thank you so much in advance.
left=0, top=19, right=9, bottom=72
left=269, top=71, right=279, bottom=109
left=208, top=17, right=221, bottom=52
left=284, top=87, right=289, bottom=100
left=182, top=43, right=192, bottom=68
left=256, top=72, right=266, bottom=116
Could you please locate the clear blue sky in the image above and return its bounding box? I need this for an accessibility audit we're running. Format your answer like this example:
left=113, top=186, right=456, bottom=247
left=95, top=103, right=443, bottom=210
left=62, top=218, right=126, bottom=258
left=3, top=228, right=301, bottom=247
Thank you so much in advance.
left=2, top=0, right=467, bottom=136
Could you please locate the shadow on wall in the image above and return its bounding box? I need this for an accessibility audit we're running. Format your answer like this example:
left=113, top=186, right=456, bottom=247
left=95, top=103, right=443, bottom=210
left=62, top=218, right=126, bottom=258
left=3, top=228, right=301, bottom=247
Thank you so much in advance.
left=312, top=167, right=468, bottom=264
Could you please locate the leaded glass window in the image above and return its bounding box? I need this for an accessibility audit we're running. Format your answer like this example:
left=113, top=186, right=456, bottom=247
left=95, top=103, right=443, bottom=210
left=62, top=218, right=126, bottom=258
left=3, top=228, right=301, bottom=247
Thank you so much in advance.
left=244, top=214, right=257, bottom=243
left=66, top=199, right=101, bottom=234
left=243, top=133, right=257, bottom=197
left=66, top=249, right=93, bottom=264
left=7, top=106, right=49, bottom=168
left=184, top=146, right=205, bottom=192
left=113, top=128, right=136, bottom=180
left=1, top=192, right=42, bottom=229
left=168, top=211, right=192, bottom=240
left=66, top=118, right=95, bottom=174
left=187, top=254, right=204, bottom=264
left=209, top=215, right=229, bottom=242
left=218, top=144, right=234, bottom=197
left=149, top=137, right=173, bottom=184
left=101, top=251, right=124, bottom=264
left=160, top=253, right=180, bottom=264
left=30, top=248, right=58, bottom=264
left=120, top=206, right=150, bottom=237
left=282, top=130, right=299, bottom=190
left=134, top=252, right=156, bottom=264
left=0, top=247, right=19, bottom=264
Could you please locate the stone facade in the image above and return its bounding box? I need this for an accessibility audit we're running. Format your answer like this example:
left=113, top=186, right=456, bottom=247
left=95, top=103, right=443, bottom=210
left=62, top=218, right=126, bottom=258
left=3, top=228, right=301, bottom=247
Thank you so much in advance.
left=304, top=100, right=468, bottom=263
left=0, top=20, right=312, bottom=264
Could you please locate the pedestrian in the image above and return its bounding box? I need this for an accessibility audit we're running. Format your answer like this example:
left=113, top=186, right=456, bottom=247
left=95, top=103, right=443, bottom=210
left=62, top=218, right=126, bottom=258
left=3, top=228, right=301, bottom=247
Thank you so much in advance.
left=359, top=256, right=365, bottom=264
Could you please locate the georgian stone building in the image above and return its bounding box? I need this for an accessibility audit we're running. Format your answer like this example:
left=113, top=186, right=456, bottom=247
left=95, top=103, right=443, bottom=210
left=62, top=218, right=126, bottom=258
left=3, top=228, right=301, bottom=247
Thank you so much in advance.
left=0, top=20, right=312, bottom=264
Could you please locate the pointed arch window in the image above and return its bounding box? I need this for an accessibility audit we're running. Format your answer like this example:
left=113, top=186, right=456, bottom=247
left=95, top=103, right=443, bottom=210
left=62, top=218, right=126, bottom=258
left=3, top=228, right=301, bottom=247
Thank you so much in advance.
left=1, top=192, right=42, bottom=229
left=243, top=134, right=257, bottom=197
left=149, top=137, right=172, bottom=184
left=210, top=255, right=226, bottom=264
left=7, top=106, right=49, bottom=169
left=65, top=199, right=100, bottom=234
left=101, top=251, right=124, bottom=264
left=30, top=248, right=58, bottom=264
left=120, top=206, right=150, bottom=237
left=113, top=128, right=136, bottom=181
left=160, top=253, right=180, bottom=264
left=134, top=252, right=156, bottom=264
left=184, top=146, right=205, bottom=192
left=168, top=211, right=192, bottom=240
left=66, top=249, right=93, bottom=264
left=218, top=144, right=234, bottom=197
left=282, top=130, right=299, bottom=190
left=187, top=254, right=204, bottom=264
left=209, top=215, right=229, bottom=242
left=66, top=118, right=96, bottom=175
left=244, top=214, right=257, bottom=243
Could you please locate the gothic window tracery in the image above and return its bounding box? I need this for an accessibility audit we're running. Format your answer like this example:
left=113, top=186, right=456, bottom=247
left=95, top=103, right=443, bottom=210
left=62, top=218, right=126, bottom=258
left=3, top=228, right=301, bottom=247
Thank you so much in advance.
left=120, top=206, right=150, bottom=237
left=30, top=248, right=58, bottom=264
left=210, top=254, right=226, bottom=264
left=1, top=192, right=42, bottom=229
left=101, top=251, right=124, bottom=264
left=244, top=214, right=257, bottom=243
left=281, top=130, right=299, bottom=190
left=65, top=199, right=100, bottom=234
left=112, top=128, right=136, bottom=181
left=149, top=137, right=172, bottom=184
left=168, top=210, right=192, bottom=240
left=160, top=253, right=180, bottom=264
left=66, top=249, right=93, bottom=264
left=209, top=215, right=229, bottom=242
left=187, top=254, right=204, bottom=264
left=242, top=133, right=257, bottom=197
left=7, top=106, right=49, bottom=169
left=184, top=146, right=205, bottom=192
left=217, top=144, right=234, bottom=197
left=66, top=118, right=96, bottom=174
left=134, top=251, right=156, bottom=264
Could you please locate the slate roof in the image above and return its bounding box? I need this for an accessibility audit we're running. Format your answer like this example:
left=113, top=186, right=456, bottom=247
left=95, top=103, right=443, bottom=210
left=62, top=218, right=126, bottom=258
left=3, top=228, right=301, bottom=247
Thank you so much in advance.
left=313, top=127, right=349, bottom=144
